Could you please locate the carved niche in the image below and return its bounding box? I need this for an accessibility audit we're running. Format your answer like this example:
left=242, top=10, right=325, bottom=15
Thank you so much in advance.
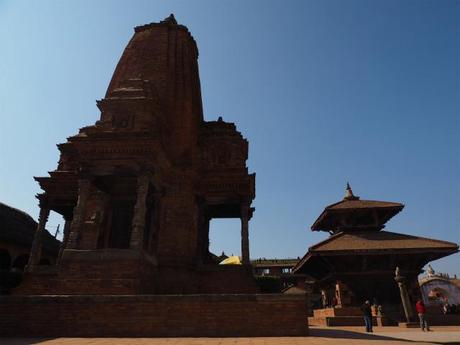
left=112, top=113, right=134, bottom=129
left=199, top=119, right=248, bottom=170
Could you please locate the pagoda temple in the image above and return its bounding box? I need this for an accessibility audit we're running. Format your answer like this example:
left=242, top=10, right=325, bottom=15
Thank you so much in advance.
left=294, top=184, right=459, bottom=325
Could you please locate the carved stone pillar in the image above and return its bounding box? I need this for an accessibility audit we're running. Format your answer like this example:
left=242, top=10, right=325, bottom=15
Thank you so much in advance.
left=321, top=289, right=328, bottom=308
left=395, top=268, right=415, bottom=323
left=335, top=281, right=344, bottom=308
left=67, top=179, right=91, bottom=249
left=26, top=205, right=50, bottom=272
left=240, top=204, right=250, bottom=265
left=58, top=215, right=73, bottom=262
left=130, top=175, right=149, bottom=250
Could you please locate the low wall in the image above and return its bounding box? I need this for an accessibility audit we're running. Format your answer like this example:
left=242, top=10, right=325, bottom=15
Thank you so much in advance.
left=313, top=307, right=362, bottom=317
left=15, top=250, right=258, bottom=295
left=0, top=294, right=308, bottom=337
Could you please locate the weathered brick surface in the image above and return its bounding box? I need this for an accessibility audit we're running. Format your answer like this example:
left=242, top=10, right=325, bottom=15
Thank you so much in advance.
left=0, top=294, right=308, bottom=337
left=313, top=307, right=362, bottom=317
left=14, top=249, right=158, bottom=295
left=15, top=253, right=257, bottom=295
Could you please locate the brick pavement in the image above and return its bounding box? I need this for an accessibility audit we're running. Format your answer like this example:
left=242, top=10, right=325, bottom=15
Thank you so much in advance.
left=1, top=326, right=460, bottom=345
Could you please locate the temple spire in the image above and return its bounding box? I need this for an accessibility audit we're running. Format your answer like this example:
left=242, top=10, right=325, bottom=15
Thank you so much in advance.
left=161, top=13, right=177, bottom=25
left=344, top=182, right=359, bottom=200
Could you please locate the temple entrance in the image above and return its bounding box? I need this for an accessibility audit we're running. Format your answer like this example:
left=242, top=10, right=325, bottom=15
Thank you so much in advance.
left=108, top=201, right=134, bottom=249
left=92, top=175, right=157, bottom=252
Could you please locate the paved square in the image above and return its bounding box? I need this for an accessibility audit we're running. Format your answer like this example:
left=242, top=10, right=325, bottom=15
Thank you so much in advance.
left=2, top=326, right=460, bottom=345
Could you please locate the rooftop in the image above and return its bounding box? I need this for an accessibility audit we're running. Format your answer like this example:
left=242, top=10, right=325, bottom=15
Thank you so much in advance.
left=308, top=230, right=459, bottom=252
left=293, top=230, right=459, bottom=274
left=311, top=184, right=404, bottom=233
left=251, top=258, right=300, bottom=267
left=0, top=202, right=61, bottom=254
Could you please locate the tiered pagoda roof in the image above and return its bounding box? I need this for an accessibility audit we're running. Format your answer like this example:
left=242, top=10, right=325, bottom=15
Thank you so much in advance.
left=311, top=183, right=404, bottom=233
left=293, top=185, right=458, bottom=277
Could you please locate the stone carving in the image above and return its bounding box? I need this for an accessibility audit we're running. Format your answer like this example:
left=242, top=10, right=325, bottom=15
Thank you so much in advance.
left=427, top=264, right=435, bottom=277
left=112, top=114, right=133, bottom=129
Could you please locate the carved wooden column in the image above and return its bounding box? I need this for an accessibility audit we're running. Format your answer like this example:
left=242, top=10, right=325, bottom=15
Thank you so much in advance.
left=67, top=179, right=91, bottom=249
left=26, top=204, right=50, bottom=272
left=240, top=204, right=250, bottom=265
left=130, top=175, right=149, bottom=250
left=58, top=215, right=73, bottom=262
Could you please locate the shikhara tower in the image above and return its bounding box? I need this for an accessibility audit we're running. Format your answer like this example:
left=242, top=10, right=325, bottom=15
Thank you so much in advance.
left=21, top=14, right=256, bottom=294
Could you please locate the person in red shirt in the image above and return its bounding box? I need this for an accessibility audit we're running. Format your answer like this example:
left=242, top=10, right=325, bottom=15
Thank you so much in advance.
left=416, top=299, right=430, bottom=331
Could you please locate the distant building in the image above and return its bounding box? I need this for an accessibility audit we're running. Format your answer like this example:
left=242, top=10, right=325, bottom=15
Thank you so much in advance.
left=252, top=258, right=307, bottom=290
left=0, top=202, right=60, bottom=293
left=419, top=266, right=460, bottom=305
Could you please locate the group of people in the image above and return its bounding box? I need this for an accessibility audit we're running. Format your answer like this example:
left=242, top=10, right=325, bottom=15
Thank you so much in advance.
left=443, top=302, right=460, bottom=315
left=360, top=299, right=431, bottom=332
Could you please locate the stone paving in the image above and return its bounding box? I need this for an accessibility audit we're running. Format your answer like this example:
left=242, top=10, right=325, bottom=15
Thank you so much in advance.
left=1, top=326, right=460, bottom=345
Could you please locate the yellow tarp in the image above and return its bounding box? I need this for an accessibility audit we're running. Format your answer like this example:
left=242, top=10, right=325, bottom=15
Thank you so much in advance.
left=219, top=256, right=242, bottom=265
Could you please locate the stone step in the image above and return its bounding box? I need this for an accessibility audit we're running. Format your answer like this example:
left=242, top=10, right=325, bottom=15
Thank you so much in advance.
left=308, top=316, right=398, bottom=327
left=313, top=307, right=362, bottom=317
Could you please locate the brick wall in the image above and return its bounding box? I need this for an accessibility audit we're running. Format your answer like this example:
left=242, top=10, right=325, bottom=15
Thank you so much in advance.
left=14, top=249, right=258, bottom=295
left=0, top=294, right=308, bottom=337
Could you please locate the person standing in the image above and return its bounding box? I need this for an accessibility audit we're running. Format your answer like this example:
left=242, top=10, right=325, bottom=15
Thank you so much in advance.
left=360, top=300, right=373, bottom=332
left=416, top=299, right=430, bottom=331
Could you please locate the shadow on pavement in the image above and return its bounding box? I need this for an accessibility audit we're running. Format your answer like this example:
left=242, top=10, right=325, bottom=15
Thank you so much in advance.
left=0, top=338, right=55, bottom=345
left=310, top=328, right=414, bottom=341
left=310, top=328, right=460, bottom=345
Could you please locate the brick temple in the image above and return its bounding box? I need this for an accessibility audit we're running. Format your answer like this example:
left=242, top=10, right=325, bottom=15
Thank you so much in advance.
left=0, top=15, right=308, bottom=337
left=19, top=14, right=257, bottom=295
left=294, top=184, right=458, bottom=326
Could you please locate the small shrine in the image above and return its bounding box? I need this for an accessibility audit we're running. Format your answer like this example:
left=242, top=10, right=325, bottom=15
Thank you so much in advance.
left=294, top=184, right=458, bottom=326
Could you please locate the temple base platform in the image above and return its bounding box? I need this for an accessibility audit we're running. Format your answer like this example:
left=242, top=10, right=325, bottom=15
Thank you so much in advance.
left=308, top=307, right=397, bottom=327
left=0, top=294, right=308, bottom=337
left=14, top=249, right=258, bottom=295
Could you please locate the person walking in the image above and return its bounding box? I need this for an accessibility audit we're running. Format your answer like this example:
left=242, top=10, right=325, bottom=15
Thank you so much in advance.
left=416, top=299, right=430, bottom=331
left=360, top=300, right=373, bottom=332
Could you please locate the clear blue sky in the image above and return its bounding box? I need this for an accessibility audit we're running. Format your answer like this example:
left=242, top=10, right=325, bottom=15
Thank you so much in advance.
left=0, top=0, right=459, bottom=275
